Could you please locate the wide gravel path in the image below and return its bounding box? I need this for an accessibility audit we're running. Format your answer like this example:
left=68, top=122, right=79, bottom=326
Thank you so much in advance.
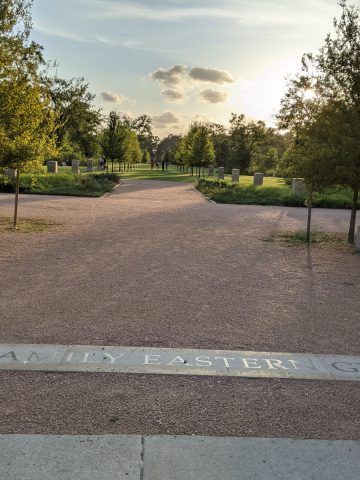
left=0, top=180, right=359, bottom=438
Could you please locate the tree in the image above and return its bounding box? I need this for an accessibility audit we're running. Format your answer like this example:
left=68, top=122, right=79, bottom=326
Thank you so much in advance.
left=277, top=67, right=338, bottom=241
left=101, top=111, right=142, bottom=171
left=48, top=76, right=102, bottom=158
left=101, top=111, right=125, bottom=172
left=155, top=134, right=181, bottom=163
left=0, top=0, right=57, bottom=227
left=296, top=0, right=360, bottom=243
left=206, top=123, right=229, bottom=168
left=175, top=123, right=215, bottom=176
left=228, top=114, right=268, bottom=173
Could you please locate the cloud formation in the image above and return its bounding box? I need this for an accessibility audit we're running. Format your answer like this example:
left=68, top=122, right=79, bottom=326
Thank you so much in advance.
left=189, top=67, right=234, bottom=84
left=160, top=89, right=185, bottom=101
left=152, top=111, right=180, bottom=128
left=151, top=64, right=235, bottom=104
left=101, top=91, right=125, bottom=103
left=150, top=65, right=187, bottom=86
left=199, top=88, right=228, bottom=103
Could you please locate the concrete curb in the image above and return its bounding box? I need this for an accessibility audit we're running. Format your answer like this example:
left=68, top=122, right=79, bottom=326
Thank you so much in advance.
left=192, top=185, right=216, bottom=203
left=100, top=182, right=123, bottom=199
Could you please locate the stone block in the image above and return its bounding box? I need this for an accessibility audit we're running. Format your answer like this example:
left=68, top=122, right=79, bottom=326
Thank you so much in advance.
left=47, top=161, right=58, bottom=174
left=218, top=167, right=224, bottom=180
left=207, top=166, right=214, bottom=177
left=86, top=159, right=93, bottom=172
left=232, top=169, right=240, bottom=183
left=72, top=160, right=80, bottom=174
left=356, top=227, right=360, bottom=251
left=253, top=172, right=264, bottom=186
left=292, top=178, right=306, bottom=194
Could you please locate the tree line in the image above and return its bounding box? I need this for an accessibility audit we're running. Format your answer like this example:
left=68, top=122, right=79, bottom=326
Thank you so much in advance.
left=1, top=0, right=359, bottom=241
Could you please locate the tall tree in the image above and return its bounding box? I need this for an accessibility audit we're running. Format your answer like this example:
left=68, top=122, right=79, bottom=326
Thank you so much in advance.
left=228, top=114, right=267, bottom=173
left=48, top=76, right=102, bottom=158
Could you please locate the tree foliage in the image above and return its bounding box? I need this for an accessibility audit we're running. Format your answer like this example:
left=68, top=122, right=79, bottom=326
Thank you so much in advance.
left=0, top=0, right=57, bottom=226
left=277, top=0, right=360, bottom=242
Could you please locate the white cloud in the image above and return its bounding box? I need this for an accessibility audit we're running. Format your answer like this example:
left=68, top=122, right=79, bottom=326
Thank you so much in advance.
left=153, top=111, right=180, bottom=124
left=160, top=89, right=186, bottom=102
left=199, top=88, right=228, bottom=103
left=151, top=65, right=235, bottom=103
left=189, top=67, right=234, bottom=84
left=152, top=111, right=181, bottom=128
left=150, top=65, right=187, bottom=86
left=101, top=91, right=125, bottom=103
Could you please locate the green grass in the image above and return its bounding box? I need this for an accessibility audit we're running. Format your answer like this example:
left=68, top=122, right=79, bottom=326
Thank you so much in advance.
left=0, top=216, right=61, bottom=233
left=0, top=172, right=120, bottom=197
left=263, top=231, right=347, bottom=247
left=196, top=178, right=357, bottom=209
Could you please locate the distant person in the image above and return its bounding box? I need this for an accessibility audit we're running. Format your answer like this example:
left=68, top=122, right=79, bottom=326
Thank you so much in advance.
left=99, top=158, right=104, bottom=170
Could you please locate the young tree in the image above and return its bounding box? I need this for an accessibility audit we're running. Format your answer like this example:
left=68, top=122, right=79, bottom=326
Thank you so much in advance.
left=176, top=123, right=215, bottom=176
left=0, top=0, right=57, bottom=227
left=298, top=0, right=360, bottom=242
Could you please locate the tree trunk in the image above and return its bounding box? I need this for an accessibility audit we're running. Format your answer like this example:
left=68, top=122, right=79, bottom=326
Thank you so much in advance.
left=111, top=161, right=114, bottom=173
left=348, top=185, right=359, bottom=243
left=13, top=169, right=20, bottom=228
left=306, top=185, right=313, bottom=243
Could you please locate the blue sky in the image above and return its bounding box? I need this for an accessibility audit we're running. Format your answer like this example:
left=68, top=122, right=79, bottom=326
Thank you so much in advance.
left=31, top=0, right=358, bottom=136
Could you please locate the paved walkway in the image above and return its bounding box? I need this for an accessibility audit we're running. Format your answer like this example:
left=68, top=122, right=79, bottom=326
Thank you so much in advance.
left=0, top=180, right=359, bottom=441
left=2, top=434, right=359, bottom=479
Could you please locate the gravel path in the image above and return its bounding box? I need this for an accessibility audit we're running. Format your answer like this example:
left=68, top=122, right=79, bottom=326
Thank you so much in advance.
left=0, top=180, right=359, bottom=438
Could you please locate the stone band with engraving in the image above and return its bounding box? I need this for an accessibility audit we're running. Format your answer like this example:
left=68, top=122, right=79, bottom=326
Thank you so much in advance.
left=0, top=344, right=359, bottom=382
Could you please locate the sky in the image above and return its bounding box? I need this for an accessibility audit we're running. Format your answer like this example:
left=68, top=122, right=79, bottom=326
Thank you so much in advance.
left=30, top=0, right=359, bottom=137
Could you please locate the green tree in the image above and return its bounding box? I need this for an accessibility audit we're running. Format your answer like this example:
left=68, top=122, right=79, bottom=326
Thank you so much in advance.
left=206, top=123, right=229, bottom=168
left=48, top=76, right=102, bottom=159
left=176, top=123, right=215, bottom=176
left=0, top=0, right=57, bottom=227
left=228, top=114, right=268, bottom=173
left=155, top=134, right=181, bottom=164
left=277, top=68, right=337, bottom=241
left=294, top=0, right=360, bottom=243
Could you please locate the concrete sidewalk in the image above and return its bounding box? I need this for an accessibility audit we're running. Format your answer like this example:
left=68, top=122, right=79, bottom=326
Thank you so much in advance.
left=2, top=434, right=359, bottom=479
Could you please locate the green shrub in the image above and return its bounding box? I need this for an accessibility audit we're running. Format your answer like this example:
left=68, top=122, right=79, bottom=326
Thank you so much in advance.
left=0, top=172, right=121, bottom=197
left=196, top=179, right=357, bottom=210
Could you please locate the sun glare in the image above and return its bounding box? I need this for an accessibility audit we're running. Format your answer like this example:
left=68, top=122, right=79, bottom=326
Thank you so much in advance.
left=303, top=89, right=316, bottom=100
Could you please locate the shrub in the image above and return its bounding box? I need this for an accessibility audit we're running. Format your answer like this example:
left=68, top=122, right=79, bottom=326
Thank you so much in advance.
left=0, top=172, right=121, bottom=197
left=196, top=179, right=357, bottom=210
